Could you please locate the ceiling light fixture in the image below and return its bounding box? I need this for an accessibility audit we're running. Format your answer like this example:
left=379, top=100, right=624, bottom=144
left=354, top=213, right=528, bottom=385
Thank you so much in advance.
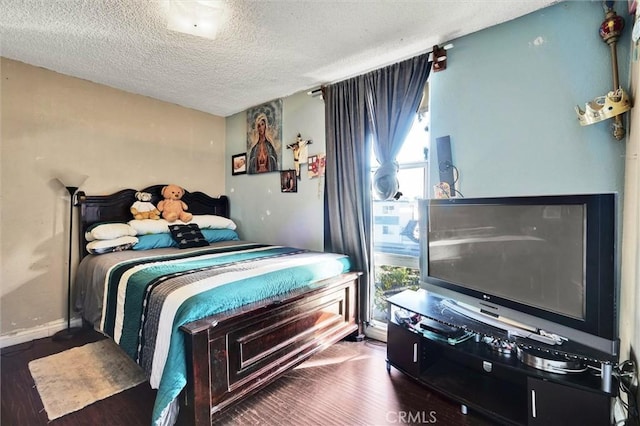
left=167, top=0, right=227, bottom=40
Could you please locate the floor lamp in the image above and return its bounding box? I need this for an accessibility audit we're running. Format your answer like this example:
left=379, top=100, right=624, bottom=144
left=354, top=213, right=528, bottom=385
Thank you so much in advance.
left=52, top=173, right=88, bottom=341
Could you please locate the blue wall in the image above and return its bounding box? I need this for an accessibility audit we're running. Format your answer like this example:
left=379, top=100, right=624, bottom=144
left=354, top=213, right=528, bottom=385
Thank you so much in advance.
left=430, top=1, right=630, bottom=198
left=225, top=91, right=327, bottom=250
left=225, top=1, right=632, bottom=249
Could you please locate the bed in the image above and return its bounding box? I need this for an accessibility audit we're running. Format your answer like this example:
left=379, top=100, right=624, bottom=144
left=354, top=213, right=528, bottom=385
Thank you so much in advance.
left=73, top=185, right=360, bottom=426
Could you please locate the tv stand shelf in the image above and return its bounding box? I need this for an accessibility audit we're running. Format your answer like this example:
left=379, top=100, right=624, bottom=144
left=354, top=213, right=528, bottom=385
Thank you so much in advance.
left=386, top=289, right=617, bottom=426
left=389, top=289, right=617, bottom=365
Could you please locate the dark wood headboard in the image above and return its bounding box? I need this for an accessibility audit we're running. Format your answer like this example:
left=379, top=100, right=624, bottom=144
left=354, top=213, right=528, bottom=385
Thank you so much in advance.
left=78, top=185, right=230, bottom=258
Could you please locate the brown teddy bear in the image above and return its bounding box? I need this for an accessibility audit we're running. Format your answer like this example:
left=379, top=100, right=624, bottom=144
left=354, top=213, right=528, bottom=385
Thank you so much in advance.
left=130, top=191, right=161, bottom=220
left=157, top=184, right=193, bottom=222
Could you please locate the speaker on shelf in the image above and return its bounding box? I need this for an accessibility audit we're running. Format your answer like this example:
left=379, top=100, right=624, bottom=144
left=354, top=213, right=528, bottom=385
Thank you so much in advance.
left=435, top=136, right=454, bottom=191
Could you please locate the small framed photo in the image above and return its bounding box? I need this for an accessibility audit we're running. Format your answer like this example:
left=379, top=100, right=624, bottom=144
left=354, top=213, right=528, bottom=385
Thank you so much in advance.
left=232, top=153, right=247, bottom=175
left=280, top=170, right=297, bottom=193
left=307, top=155, right=317, bottom=178
left=307, top=154, right=326, bottom=178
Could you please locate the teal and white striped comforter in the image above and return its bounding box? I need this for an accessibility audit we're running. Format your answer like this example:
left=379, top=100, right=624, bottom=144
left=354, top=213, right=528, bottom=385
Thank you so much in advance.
left=78, top=242, right=351, bottom=425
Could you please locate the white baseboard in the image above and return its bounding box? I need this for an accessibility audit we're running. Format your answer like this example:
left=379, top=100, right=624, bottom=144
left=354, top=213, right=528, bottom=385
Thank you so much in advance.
left=364, top=322, right=388, bottom=342
left=0, top=317, right=83, bottom=349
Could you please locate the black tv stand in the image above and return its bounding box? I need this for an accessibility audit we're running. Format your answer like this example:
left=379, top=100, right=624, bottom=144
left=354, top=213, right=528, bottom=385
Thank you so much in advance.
left=386, top=289, right=618, bottom=426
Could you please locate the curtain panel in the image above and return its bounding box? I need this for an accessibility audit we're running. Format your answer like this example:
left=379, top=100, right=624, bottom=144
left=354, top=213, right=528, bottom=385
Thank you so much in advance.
left=324, top=53, right=432, bottom=327
left=323, top=78, right=372, bottom=328
left=367, top=53, right=432, bottom=200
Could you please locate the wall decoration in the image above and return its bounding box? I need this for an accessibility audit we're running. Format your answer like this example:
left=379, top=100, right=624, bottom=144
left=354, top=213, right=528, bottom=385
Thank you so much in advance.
left=308, top=154, right=326, bottom=179
left=231, top=153, right=247, bottom=175
left=287, top=133, right=312, bottom=179
left=246, top=99, right=283, bottom=174
left=280, top=170, right=297, bottom=192
left=433, top=182, right=451, bottom=199
left=575, top=2, right=630, bottom=140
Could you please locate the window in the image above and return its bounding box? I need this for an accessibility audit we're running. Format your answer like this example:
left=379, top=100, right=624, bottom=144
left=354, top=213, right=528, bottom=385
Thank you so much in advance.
left=370, top=116, right=429, bottom=329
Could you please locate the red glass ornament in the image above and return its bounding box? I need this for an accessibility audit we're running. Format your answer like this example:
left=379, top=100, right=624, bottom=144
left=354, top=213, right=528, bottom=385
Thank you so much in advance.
left=600, top=11, right=624, bottom=44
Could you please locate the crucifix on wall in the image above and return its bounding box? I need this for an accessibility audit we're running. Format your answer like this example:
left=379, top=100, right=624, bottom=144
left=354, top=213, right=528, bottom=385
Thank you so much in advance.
left=287, top=133, right=312, bottom=179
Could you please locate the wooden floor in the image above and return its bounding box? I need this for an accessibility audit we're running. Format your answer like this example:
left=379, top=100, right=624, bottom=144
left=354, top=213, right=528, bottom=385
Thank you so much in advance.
left=1, top=329, right=494, bottom=426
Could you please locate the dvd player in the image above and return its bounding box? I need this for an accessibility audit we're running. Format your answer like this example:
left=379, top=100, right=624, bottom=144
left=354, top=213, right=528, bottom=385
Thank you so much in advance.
left=419, top=318, right=464, bottom=339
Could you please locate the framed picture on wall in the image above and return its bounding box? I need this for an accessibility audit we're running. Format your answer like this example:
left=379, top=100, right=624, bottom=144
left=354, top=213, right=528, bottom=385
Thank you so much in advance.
left=246, top=99, right=283, bottom=174
left=280, top=170, right=297, bottom=192
left=307, top=154, right=326, bottom=179
left=232, top=153, right=247, bottom=175
left=307, top=155, right=318, bottom=178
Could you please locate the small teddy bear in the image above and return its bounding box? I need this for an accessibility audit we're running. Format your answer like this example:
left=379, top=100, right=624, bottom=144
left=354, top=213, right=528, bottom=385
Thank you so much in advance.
left=157, top=184, right=193, bottom=222
left=130, top=191, right=161, bottom=220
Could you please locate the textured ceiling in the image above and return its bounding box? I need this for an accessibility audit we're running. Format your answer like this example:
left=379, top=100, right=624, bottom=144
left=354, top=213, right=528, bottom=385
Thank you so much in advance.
left=1, top=0, right=560, bottom=117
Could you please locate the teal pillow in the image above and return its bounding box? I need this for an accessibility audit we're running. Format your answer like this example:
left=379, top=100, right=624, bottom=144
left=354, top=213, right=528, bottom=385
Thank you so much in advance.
left=133, top=233, right=177, bottom=250
left=133, top=229, right=238, bottom=250
left=201, top=229, right=239, bottom=243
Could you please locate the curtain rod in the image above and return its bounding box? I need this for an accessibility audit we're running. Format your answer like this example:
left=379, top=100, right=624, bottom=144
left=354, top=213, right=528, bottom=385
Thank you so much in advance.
left=307, top=43, right=453, bottom=96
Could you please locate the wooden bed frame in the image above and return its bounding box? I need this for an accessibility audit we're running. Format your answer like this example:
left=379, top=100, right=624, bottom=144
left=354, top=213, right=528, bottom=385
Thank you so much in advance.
left=77, top=185, right=360, bottom=425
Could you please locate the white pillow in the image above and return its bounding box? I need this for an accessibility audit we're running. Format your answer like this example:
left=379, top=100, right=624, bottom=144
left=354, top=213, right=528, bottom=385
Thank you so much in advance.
left=85, top=223, right=137, bottom=241
left=188, top=215, right=237, bottom=230
left=86, top=236, right=138, bottom=255
left=129, top=216, right=236, bottom=235
left=129, top=219, right=171, bottom=235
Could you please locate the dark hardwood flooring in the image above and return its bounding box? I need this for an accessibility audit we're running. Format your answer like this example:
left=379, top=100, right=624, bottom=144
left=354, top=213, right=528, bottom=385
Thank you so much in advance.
left=1, top=329, right=495, bottom=426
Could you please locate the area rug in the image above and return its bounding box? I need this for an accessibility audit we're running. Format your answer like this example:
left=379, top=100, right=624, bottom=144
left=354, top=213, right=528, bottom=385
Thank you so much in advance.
left=28, top=339, right=147, bottom=420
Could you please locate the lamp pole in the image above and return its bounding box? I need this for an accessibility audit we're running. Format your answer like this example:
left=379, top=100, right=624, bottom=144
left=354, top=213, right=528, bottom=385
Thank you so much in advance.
left=52, top=186, right=81, bottom=341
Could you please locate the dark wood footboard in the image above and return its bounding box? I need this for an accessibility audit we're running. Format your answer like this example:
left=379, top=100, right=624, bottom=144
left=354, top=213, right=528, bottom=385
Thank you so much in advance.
left=179, top=272, right=360, bottom=425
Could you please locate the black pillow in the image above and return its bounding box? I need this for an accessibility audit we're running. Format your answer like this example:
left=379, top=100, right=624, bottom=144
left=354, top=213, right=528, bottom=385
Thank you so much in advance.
left=169, top=224, right=210, bottom=249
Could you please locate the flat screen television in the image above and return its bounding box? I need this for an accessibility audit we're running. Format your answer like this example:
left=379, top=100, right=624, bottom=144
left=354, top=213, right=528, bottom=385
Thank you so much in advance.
left=418, top=193, right=618, bottom=355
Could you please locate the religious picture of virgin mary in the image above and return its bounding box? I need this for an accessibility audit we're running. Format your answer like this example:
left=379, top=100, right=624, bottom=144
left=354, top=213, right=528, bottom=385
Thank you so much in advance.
left=247, top=99, right=282, bottom=174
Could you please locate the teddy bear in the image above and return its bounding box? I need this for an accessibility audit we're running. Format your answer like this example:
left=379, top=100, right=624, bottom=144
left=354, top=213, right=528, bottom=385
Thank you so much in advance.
left=130, top=191, right=161, bottom=220
left=157, top=184, right=193, bottom=222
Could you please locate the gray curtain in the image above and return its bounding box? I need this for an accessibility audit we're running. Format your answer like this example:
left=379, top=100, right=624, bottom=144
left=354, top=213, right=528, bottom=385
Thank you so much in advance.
left=324, top=53, right=432, bottom=327
left=367, top=53, right=432, bottom=200
left=323, top=77, right=372, bottom=315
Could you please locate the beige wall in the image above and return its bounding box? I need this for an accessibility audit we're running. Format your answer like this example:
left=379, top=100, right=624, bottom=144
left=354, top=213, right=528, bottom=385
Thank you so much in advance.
left=0, top=58, right=226, bottom=336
